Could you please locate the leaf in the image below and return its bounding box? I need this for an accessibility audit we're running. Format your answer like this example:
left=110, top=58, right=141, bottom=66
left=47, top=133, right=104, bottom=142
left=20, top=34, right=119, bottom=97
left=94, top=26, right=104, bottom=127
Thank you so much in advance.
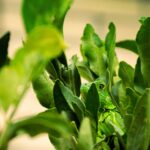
left=127, top=88, right=150, bottom=150
left=116, top=40, right=138, bottom=54
left=77, top=118, right=93, bottom=150
left=136, top=17, right=150, bottom=87
left=0, top=109, right=74, bottom=150
left=22, top=0, right=73, bottom=33
left=85, top=84, right=99, bottom=143
left=46, top=60, right=58, bottom=80
left=112, top=82, right=139, bottom=130
left=80, top=24, right=107, bottom=77
left=32, top=71, right=54, bottom=108
left=0, top=26, right=65, bottom=111
left=0, top=32, right=10, bottom=68
left=85, top=84, right=99, bottom=125
left=134, top=57, right=146, bottom=94
left=105, top=22, right=116, bottom=87
left=62, top=56, right=81, bottom=97
left=76, top=61, right=94, bottom=82
left=53, top=80, right=85, bottom=124
left=119, top=61, right=134, bottom=88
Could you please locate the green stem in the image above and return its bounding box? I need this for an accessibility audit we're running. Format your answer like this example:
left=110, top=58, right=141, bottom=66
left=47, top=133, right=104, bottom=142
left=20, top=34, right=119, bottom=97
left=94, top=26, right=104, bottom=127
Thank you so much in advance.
left=0, top=84, right=29, bottom=150
left=0, top=120, right=11, bottom=150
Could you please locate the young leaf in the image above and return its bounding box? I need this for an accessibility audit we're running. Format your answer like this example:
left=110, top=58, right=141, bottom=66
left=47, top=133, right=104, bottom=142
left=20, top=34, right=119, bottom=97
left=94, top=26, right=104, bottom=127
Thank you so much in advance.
left=127, top=88, right=150, bottom=150
left=22, top=0, right=73, bottom=32
left=76, top=62, right=94, bottom=82
left=119, top=61, right=134, bottom=88
left=105, top=22, right=116, bottom=87
left=32, top=71, right=54, bottom=108
left=54, top=80, right=85, bottom=123
left=134, top=57, right=146, bottom=94
left=77, top=118, right=93, bottom=150
left=136, top=17, right=150, bottom=87
left=116, top=40, right=138, bottom=54
left=85, top=84, right=99, bottom=143
left=0, top=32, right=10, bottom=68
left=0, top=26, right=65, bottom=111
left=62, top=56, right=81, bottom=97
left=85, top=84, right=99, bottom=125
left=80, top=24, right=107, bottom=77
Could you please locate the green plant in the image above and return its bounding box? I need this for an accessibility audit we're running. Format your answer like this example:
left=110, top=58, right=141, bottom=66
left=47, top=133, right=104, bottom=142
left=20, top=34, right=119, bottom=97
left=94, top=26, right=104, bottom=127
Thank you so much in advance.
left=0, top=0, right=150, bottom=150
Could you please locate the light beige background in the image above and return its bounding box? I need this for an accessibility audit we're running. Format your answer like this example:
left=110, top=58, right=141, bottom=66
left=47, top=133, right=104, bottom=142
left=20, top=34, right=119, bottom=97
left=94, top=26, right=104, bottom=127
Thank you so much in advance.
left=0, top=0, right=150, bottom=149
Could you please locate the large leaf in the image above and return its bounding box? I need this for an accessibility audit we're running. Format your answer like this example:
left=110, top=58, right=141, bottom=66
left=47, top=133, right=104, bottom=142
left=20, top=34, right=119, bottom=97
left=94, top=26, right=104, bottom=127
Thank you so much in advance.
left=136, top=17, right=150, bottom=87
left=0, top=26, right=65, bottom=111
left=54, top=80, right=85, bottom=124
left=116, top=40, right=138, bottom=54
left=127, top=88, right=150, bottom=150
left=0, top=32, right=10, bottom=68
left=22, top=0, right=73, bottom=33
left=0, top=109, right=73, bottom=150
left=32, top=71, right=54, bottom=108
left=76, top=118, right=93, bottom=150
left=80, top=24, right=107, bottom=77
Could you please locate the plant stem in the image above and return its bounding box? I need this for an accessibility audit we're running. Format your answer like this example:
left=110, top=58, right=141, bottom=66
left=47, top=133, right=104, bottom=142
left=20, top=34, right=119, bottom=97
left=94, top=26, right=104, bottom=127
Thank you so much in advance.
left=0, top=120, right=11, bottom=150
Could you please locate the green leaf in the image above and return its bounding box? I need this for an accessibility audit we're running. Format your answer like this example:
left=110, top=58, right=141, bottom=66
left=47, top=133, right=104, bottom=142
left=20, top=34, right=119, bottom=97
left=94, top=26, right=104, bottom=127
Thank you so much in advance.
left=0, top=26, right=65, bottom=111
left=32, top=71, right=54, bottom=108
left=127, top=88, right=150, bottom=150
left=76, top=61, right=94, bottom=82
left=54, top=80, right=85, bottom=123
left=134, top=57, right=146, bottom=94
left=116, top=40, right=138, bottom=54
left=0, top=32, right=10, bottom=68
left=85, top=84, right=99, bottom=125
left=105, top=22, right=116, bottom=87
left=77, top=118, right=93, bottom=150
left=85, top=84, right=99, bottom=143
left=22, top=0, right=73, bottom=33
left=80, top=24, right=107, bottom=77
left=0, top=109, right=74, bottom=149
left=62, top=56, right=81, bottom=97
left=46, top=60, right=58, bottom=80
left=136, top=17, right=150, bottom=87
left=119, top=61, right=134, bottom=88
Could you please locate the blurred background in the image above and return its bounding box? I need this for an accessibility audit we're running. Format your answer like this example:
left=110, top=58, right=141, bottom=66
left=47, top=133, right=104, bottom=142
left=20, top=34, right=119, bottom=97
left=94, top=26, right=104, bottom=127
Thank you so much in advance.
left=0, top=0, right=150, bottom=149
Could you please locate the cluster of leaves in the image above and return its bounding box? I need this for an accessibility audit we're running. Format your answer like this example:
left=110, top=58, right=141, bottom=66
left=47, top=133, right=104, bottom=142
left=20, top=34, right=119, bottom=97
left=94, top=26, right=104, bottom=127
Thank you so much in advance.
left=0, top=0, right=150, bottom=150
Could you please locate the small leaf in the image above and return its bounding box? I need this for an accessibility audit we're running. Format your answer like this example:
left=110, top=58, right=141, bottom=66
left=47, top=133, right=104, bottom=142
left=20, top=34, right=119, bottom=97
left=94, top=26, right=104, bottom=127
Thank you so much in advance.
left=136, top=17, right=150, bottom=87
left=62, top=56, right=81, bottom=97
left=32, top=71, right=54, bottom=108
left=85, top=84, right=99, bottom=125
left=0, top=32, right=10, bottom=68
left=127, top=88, right=150, bottom=150
left=105, top=22, right=116, bottom=87
left=85, top=84, right=99, bottom=142
left=77, top=118, right=93, bottom=150
left=134, top=57, right=146, bottom=94
left=116, top=40, right=138, bottom=54
left=119, top=61, right=134, bottom=88
left=76, top=61, right=94, bottom=82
